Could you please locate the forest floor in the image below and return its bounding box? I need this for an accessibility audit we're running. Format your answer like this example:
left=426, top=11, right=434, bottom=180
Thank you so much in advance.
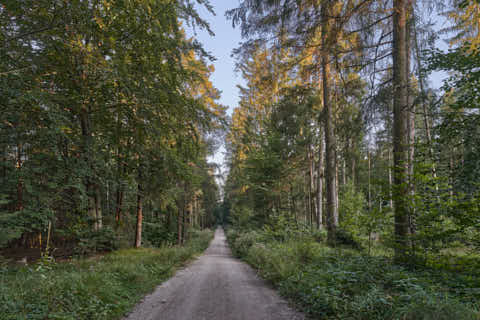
left=124, top=227, right=305, bottom=320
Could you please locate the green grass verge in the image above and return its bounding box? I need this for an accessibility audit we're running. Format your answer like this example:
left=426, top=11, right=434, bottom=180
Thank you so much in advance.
left=0, top=229, right=213, bottom=320
left=227, top=229, right=480, bottom=320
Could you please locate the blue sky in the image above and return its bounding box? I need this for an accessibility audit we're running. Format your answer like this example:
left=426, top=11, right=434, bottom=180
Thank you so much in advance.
left=188, top=0, right=244, bottom=117
left=186, top=0, right=245, bottom=174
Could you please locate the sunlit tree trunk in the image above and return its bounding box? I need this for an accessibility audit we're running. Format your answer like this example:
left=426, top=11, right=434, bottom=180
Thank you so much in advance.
left=392, top=0, right=410, bottom=261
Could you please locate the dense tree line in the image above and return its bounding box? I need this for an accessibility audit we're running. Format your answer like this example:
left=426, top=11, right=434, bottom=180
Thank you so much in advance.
left=0, top=0, right=224, bottom=254
left=224, top=0, right=480, bottom=261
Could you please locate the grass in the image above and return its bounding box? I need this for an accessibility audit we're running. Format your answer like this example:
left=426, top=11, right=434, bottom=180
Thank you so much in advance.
left=227, top=229, right=480, bottom=320
left=0, top=229, right=213, bottom=320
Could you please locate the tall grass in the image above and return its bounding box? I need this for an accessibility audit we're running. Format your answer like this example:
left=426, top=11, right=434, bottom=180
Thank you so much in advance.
left=0, top=229, right=213, bottom=320
left=227, top=229, right=480, bottom=320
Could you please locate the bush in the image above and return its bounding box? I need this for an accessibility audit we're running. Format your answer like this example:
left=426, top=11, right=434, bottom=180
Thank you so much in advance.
left=75, top=227, right=117, bottom=255
left=232, top=230, right=262, bottom=257
left=143, top=221, right=176, bottom=246
left=335, top=228, right=363, bottom=250
left=311, top=229, right=327, bottom=243
left=225, top=228, right=239, bottom=246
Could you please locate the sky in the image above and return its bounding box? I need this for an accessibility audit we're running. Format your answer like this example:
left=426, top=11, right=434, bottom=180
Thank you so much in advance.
left=186, top=0, right=245, bottom=176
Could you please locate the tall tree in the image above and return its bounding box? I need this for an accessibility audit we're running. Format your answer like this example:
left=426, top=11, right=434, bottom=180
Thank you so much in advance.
left=392, top=0, right=411, bottom=260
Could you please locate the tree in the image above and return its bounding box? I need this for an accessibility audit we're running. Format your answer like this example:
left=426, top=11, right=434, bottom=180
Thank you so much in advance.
left=0, top=0, right=224, bottom=252
left=392, top=0, right=411, bottom=261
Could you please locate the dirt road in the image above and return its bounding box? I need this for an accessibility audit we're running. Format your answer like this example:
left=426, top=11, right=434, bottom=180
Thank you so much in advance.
left=124, top=228, right=304, bottom=320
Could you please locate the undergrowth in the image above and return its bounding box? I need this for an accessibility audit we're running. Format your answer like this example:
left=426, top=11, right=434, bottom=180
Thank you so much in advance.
left=0, top=229, right=213, bottom=320
left=227, top=228, right=480, bottom=320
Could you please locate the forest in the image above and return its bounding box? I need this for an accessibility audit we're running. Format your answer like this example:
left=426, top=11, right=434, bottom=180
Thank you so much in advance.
left=1, top=0, right=480, bottom=319
left=0, top=0, right=224, bottom=259
left=223, top=0, right=480, bottom=318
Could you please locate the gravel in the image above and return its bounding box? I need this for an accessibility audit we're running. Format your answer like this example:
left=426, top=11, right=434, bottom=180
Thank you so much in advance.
left=123, top=228, right=305, bottom=320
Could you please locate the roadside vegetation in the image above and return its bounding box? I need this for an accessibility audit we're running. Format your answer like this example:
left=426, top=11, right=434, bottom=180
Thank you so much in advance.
left=0, top=229, right=213, bottom=320
left=227, top=228, right=479, bottom=320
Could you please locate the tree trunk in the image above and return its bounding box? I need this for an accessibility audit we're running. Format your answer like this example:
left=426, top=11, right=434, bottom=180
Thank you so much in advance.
left=115, top=189, right=123, bottom=225
left=351, top=139, right=356, bottom=186
left=16, top=144, right=23, bottom=211
left=115, top=152, right=125, bottom=226
left=388, top=148, right=394, bottom=208
left=134, top=168, right=143, bottom=248
left=317, top=133, right=324, bottom=229
left=406, top=8, right=416, bottom=237
left=322, top=0, right=338, bottom=245
left=368, top=150, right=372, bottom=210
left=392, top=0, right=410, bottom=261
left=182, top=206, right=188, bottom=243
left=335, top=151, right=339, bottom=214
left=94, top=187, right=102, bottom=230
left=177, top=196, right=184, bottom=245
left=309, top=149, right=315, bottom=227
left=79, top=107, right=98, bottom=230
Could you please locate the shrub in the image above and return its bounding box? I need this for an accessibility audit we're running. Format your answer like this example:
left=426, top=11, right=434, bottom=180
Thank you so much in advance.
left=232, top=230, right=262, bottom=257
left=335, top=228, right=363, bottom=250
left=311, top=229, right=327, bottom=243
left=75, top=226, right=117, bottom=255
left=143, top=222, right=176, bottom=246
left=292, top=240, right=317, bottom=263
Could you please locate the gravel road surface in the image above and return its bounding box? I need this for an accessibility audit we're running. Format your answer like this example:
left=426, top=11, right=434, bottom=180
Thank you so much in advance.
left=124, top=227, right=304, bottom=320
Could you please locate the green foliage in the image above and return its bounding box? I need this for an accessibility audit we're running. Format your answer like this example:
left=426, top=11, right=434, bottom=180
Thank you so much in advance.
left=143, top=220, right=177, bottom=247
left=262, top=214, right=311, bottom=242
left=0, top=212, right=23, bottom=248
left=335, top=228, right=363, bottom=250
left=229, top=205, right=255, bottom=230
left=0, top=0, right=223, bottom=251
left=339, top=181, right=366, bottom=237
left=231, top=230, right=262, bottom=257
left=0, top=230, right=213, bottom=320
left=228, top=229, right=480, bottom=320
left=75, top=227, right=118, bottom=256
